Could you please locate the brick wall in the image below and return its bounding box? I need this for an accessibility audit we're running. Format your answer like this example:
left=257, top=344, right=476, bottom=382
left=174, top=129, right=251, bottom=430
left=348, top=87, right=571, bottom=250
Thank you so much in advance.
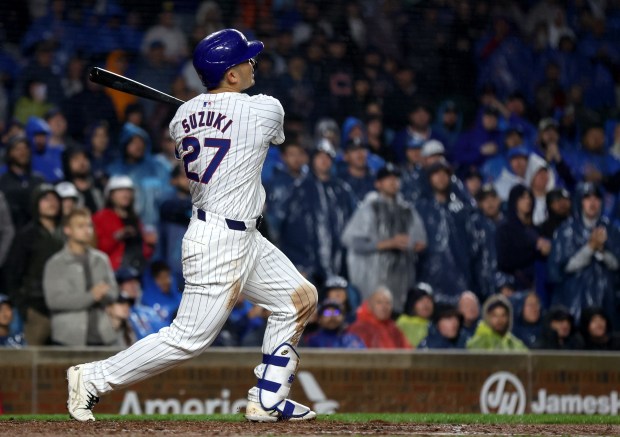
left=1, top=349, right=619, bottom=415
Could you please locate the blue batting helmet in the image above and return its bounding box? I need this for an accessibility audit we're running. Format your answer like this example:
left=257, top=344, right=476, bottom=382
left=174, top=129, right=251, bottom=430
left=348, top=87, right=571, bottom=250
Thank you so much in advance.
left=193, top=29, right=264, bottom=89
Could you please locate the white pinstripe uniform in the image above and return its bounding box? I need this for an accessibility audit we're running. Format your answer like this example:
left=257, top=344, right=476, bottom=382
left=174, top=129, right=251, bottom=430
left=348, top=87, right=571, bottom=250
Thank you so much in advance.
left=80, top=92, right=318, bottom=409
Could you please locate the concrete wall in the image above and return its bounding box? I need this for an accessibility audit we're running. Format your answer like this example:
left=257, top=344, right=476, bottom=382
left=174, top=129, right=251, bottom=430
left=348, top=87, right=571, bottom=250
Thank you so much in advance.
left=1, top=348, right=619, bottom=415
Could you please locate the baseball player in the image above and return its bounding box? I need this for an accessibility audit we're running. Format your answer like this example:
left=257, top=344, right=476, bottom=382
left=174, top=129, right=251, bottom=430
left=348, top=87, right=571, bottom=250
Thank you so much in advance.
left=66, top=29, right=318, bottom=422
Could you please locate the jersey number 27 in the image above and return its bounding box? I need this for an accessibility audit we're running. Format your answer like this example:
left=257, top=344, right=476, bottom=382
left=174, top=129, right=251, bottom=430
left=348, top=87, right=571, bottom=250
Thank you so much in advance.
left=179, top=137, right=230, bottom=184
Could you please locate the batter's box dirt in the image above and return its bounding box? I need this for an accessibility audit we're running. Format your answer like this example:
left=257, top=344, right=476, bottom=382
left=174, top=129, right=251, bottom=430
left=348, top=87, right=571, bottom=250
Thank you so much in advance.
left=1, top=420, right=619, bottom=437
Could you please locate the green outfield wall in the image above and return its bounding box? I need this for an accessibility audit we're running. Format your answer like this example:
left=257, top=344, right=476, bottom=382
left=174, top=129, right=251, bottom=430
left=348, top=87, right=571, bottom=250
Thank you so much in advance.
left=1, top=349, right=619, bottom=415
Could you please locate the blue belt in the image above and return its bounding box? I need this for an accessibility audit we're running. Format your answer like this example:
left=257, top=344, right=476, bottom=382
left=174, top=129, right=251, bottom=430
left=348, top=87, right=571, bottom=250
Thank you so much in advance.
left=196, top=209, right=262, bottom=232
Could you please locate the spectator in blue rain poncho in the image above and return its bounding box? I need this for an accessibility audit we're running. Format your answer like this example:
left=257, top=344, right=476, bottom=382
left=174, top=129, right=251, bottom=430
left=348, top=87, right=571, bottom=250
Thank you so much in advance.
left=471, top=185, right=502, bottom=300
left=336, top=139, right=376, bottom=204
left=548, top=183, right=620, bottom=327
left=107, top=123, right=173, bottom=227
left=158, top=165, right=191, bottom=287
left=279, top=140, right=356, bottom=281
left=140, top=261, right=182, bottom=324
left=342, top=164, right=427, bottom=313
left=453, top=106, right=503, bottom=169
left=510, top=292, right=544, bottom=349
left=339, top=116, right=384, bottom=173
left=265, top=141, right=308, bottom=243
left=391, top=103, right=446, bottom=165
left=418, top=306, right=467, bottom=349
left=565, top=127, right=620, bottom=215
left=432, top=100, right=463, bottom=154
left=26, top=116, right=64, bottom=183
left=415, top=159, right=476, bottom=306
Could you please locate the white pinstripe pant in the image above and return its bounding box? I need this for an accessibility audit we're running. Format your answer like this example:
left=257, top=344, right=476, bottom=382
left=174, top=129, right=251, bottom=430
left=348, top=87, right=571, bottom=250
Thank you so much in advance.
left=83, top=211, right=317, bottom=395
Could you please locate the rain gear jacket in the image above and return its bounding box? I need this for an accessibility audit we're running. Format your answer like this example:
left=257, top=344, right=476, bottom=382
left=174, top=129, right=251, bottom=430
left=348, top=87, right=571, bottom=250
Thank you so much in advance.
left=415, top=194, right=476, bottom=305
left=548, top=187, right=620, bottom=325
left=107, top=123, right=173, bottom=226
left=347, top=301, right=412, bottom=349
left=466, top=295, right=528, bottom=351
left=26, top=117, right=64, bottom=183
left=280, top=171, right=356, bottom=280
left=341, top=191, right=427, bottom=311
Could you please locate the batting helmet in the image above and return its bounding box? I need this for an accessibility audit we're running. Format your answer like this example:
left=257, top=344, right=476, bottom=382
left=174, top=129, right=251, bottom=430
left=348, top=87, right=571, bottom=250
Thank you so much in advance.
left=193, top=29, right=264, bottom=89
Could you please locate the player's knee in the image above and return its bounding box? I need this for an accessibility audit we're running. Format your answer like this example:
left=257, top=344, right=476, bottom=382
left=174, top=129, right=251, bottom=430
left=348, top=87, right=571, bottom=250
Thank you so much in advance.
left=302, top=281, right=318, bottom=313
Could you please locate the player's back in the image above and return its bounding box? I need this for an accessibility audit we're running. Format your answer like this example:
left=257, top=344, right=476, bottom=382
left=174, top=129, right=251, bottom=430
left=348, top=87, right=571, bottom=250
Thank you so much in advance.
left=169, top=92, right=284, bottom=220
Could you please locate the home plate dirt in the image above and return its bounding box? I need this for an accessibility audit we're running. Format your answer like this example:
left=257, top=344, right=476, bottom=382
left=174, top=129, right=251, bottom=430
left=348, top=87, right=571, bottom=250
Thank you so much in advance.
left=1, top=420, right=620, bottom=437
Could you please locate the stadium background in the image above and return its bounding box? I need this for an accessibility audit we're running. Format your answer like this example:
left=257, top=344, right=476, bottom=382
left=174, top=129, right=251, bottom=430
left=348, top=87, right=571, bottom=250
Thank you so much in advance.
left=1, top=0, right=620, bottom=417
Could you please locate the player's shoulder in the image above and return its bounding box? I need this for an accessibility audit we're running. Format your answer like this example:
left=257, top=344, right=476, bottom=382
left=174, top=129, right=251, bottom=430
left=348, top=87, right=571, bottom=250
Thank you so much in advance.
left=246, top=93, right=284, bottom=110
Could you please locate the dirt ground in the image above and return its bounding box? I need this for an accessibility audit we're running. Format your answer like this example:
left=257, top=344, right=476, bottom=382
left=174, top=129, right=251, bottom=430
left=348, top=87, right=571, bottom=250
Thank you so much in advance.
left=1, top=420, right=619, bottom=437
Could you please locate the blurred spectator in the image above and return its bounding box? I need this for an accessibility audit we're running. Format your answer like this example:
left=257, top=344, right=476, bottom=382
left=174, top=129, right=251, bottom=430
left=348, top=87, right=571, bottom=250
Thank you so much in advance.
left=396, top=283, right=435, bottom=348
left=496, top=184, right=551, bottom=292
left=416, top=159, right=476, bottom=305
left=339, top=117, right=385, bottom=173
left=579, top=307, right=620, bottom=351
left=62, top=147, right=105, bottom=213
left=215, top=296, right=269, bottom=347
left=321, top=276, right=360, bottom=324
left=141, top=261, right=182, bottom=324
left=44, top=108, right=73, bottom=150
left=418, top=306, right=467, bottom=349
left=511, top=292, right=544, bottom=348
left=494, top=146, right=530, bottom=201
left=266, top=141, right=308, bottom=242
left=391, top=103, right=445, bottom=164
left=524, top=153, right=555, bottom=225
left=134, top=41, right=177, bottom=116
left=104, top=51, right=138, bottom=121
left=458, top=291, right=481, bottom=340
left=0, top=191, right=14, bottom=287
left=154, top=127, right=177, bottom=173
left=472, top=185, right=502, bottom=298
left=365, top=115, right=394, bottom=163
left=0, top=295, right=25, bottom=348
left=348, top=287, right=412, bottom=349
left=13, top=79, right=54, bottom=124
left=85, top=121, right=114, bottom=188
left=383, top=66, right=418, bottom=130
left=568, top=125, right=620, bottom=186
left=336, top=139, right=375, bottom=203
left=62, top=70, right=118, bottom=143
left=107, top=123, right=172, bottom=227
left=61, top=56, right=85, bottom=99
left=342, top=164, right=427, bottom=310
left=115, top=266, right=168, bottom=341
left=481, top=125, right=526, bottom=183
left=433, top=100, right=464, bottom=153
left=466, top=295, right=528, bottom=351
left=548, top=183, right=620, bottom=324
left=0, top=135, right=45, bottom=229
left=26, top=116, right=64, bottom=183
left=305, top=300, right=365, bottom=348
left=93, top=176, right=154, bottom=273
left=5, top=184, right=63, bottom=345
left=536, top=305, right=584, bottom=350
left=43, top=208, right=119, bottom=346
left=463, top=167, right=483, bottom=199
left=141, top=3, right=188, bottom=64
left=280, top=140, right=356, bottom=280
left=158, top=166, right=191, bottom=287
left=278, top=54, right=315, bottom=121
left=454, top=106, right=502, bottom=169
left=15, top=41, right=64, bottom=106
left=55, top=181, right=79, bottom=217
left=539, top=188, right=571, bottom=239
left=534, top=118, right=576, bottom=189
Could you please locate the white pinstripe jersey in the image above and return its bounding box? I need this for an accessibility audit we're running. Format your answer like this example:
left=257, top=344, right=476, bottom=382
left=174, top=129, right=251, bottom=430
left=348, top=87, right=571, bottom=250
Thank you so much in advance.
left=169, top=92, right=285, bottom=220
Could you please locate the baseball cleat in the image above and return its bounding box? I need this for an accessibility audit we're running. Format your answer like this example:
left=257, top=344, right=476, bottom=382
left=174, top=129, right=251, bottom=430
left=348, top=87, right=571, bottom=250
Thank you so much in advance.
left=245, top=399, right=317, bottom=422
left=66, top=365, right=99, bottom=422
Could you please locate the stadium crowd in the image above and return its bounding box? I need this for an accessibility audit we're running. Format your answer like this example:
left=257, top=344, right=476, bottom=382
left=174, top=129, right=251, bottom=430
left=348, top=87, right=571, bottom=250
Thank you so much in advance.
left=1, top=0, right=620, bottom=351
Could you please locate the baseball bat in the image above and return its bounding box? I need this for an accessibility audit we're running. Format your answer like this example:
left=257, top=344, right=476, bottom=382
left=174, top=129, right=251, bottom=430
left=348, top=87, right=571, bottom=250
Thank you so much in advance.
left=88, top=67, right=186, bottom=107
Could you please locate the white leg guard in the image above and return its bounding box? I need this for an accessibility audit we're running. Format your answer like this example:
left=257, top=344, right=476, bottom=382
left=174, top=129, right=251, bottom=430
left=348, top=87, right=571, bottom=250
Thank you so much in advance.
left=245, top=343, right=315, bottom=421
